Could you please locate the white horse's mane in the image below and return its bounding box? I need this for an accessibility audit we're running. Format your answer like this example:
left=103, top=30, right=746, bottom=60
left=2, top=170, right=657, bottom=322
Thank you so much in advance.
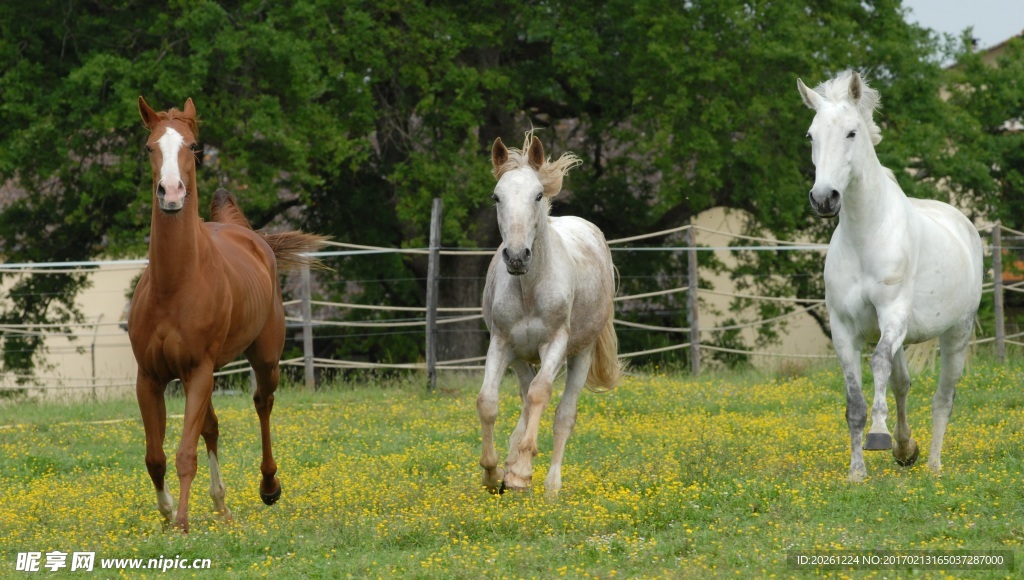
left=813, top=70, right=883, bottom=146
left=491, top=131, right=582, bottom=198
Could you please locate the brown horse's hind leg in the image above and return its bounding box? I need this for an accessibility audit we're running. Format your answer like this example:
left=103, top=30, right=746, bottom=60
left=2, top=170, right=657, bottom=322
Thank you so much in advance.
left=137, top=372, right=174, bottom=524
left=251, top=363, right=282, bottom=505
left=202, top=404, right=232, bottom=521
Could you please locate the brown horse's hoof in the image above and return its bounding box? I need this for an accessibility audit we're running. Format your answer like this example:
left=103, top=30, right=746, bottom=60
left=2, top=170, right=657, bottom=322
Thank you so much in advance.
left=864, top=433, right=892, bottom=451
left=894, top=440, right=920, bottom=467
left=260, top=478, right=282, bottom=506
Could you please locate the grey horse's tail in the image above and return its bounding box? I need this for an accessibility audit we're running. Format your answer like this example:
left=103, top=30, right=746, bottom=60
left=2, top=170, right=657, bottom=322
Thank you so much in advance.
left=585, top=304, right=622, bottom=392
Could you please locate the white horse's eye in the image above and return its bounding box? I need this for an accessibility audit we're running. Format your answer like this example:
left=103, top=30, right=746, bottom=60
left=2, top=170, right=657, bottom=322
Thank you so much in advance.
left=847, top=130, right=857, bottom=139
left=805, top=133, right=812, bottom=141
left=492, top=194, right=500, bottom=203
left=535, top=192, right=543, bottom=202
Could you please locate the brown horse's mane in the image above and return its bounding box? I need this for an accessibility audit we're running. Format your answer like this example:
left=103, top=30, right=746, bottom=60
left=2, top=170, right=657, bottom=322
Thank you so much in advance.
left=491, top=131, right=581, bottom=198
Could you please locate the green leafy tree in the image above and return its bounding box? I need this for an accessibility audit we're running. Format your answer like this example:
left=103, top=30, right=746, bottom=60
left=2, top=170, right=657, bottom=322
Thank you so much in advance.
left=1, top=0, right=1011, bottom=375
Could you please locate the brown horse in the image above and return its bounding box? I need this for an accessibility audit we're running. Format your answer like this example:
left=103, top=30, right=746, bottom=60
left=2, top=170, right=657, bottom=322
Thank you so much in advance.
left=130, top=96, right=326, bottom=532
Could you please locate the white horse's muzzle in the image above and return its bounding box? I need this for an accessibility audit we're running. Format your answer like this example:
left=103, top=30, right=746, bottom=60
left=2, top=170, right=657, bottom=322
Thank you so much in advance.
left=809, top=188, right=841, bottom=218
left=502, top=247, right=532, bottom=276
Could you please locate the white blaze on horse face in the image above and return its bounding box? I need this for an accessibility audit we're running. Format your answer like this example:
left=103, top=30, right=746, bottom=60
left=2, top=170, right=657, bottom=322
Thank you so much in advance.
left=806, top=102, right=861, bottom=218
left=494, top=167, right=546, bottom=275
left=155, top=127, right=188, bottom=212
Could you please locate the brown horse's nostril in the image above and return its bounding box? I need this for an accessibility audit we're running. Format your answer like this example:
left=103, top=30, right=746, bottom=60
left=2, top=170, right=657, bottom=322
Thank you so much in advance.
left=157, top=183, right=167, bottom=199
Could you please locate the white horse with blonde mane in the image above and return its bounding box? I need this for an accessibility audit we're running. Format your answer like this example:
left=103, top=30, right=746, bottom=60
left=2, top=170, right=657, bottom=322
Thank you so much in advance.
left=477, top=133, right=621, bottom=495
left=797, top=71, right=983, bottom=482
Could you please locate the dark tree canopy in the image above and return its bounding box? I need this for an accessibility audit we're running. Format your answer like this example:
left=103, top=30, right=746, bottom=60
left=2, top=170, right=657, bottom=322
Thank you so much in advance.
left=1, top=1, right=1021, bottom=373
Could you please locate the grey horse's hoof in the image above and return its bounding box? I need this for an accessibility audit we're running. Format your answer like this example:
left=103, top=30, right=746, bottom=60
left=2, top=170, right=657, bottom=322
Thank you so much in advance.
left=864, top=433, right=892, bottom=451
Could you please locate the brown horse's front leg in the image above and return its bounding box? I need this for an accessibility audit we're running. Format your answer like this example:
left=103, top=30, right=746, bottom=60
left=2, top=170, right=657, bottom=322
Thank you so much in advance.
left=174, top=369, right=215, bottom=533
left=252, top=363, right=282, bottom=505
left=136, top=371, right=174, bottom=524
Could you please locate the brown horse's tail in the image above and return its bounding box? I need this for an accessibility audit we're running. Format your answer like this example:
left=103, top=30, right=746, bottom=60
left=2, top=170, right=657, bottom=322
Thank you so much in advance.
left=210, top=188, right=330, bottom=271
left=585, top=303, right=623, bottom=393
left=262, top=230, right=330, bottom=271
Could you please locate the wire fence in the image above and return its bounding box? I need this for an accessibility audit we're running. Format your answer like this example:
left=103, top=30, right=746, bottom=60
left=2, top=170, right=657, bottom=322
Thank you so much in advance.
left=1, top=211, right=1019, bottom=396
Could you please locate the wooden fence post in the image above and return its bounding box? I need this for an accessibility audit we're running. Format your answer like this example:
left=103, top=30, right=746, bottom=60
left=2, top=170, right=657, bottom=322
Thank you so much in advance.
left=992, top=224, right=1005, bottom=363
left=426, top=198, right=443, bottom=391
left=301, top=263, right=315, bottom=390
left=687, top=219, right=701, bottom=376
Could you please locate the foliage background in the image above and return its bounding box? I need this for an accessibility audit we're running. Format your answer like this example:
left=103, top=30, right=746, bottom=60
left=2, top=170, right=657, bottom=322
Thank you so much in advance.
left=1, top=0, right=1022, bottom=374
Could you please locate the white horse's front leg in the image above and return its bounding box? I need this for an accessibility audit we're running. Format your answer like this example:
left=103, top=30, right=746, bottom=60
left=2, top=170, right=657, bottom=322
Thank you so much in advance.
left=890, top=347, right=920, bottom=467
left=832, top=322, right=868, bottom=482
left=478, top=338, right=513, bottom=493
left=865, top=321, right=908, bottom=451
left=504, top=331, right=568, bottom=491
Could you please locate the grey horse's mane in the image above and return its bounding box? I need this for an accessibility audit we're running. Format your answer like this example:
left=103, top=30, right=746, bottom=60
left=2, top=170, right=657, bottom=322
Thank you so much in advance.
left=492, top=131, right=582, bottom=198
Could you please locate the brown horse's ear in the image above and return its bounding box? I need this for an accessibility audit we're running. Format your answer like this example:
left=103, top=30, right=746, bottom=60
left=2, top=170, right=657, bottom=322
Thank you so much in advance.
left=491, top=137, right=508, bottom=174
left=138, top=96, right=160, bottom=130
left=183, top=98, right=196, bottom=118
left=527, top=135, right=544, bottom=170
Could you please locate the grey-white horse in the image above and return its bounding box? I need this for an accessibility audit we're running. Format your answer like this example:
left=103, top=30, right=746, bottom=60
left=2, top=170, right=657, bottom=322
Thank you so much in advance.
left=797, top=71, right=983, bottom=481
left=477, top=133, right=621, bottom=495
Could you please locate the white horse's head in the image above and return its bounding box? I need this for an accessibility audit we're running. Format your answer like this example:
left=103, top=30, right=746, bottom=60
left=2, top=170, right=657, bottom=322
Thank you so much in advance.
left=797, top=70, right=883, bottom=218
left=490, top=134, right=580, bottom=275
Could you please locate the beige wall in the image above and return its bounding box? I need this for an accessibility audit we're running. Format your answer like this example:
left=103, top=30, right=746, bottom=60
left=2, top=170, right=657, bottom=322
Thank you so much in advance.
left=693, top=207, right=833, bottom=369
left=0, top=264, right=142, bottom=400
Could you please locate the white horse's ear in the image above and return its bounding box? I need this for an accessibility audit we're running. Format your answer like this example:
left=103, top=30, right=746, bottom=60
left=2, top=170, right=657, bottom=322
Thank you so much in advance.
left=527, top=135, right=545, bottom=170
left=139, top=96, right=160, bottom=130
left=491, top=137, right=508, bottom=174
left=849, top=71, right=862, bottom=103
left=797, top=78, right=822, bottom=110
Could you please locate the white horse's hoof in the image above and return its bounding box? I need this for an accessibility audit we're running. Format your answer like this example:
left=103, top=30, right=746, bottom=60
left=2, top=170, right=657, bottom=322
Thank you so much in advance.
left=894, top=439, right=919, bottom=467
left=864, top=433, right=892, bottom=450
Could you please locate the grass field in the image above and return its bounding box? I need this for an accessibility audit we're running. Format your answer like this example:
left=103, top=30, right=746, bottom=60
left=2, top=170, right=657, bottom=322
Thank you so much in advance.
left=0, top=359, right=1021, bottom=578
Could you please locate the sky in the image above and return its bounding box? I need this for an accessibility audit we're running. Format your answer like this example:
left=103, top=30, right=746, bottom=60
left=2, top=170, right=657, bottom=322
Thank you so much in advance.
left=901, top=0, right=1023, bottom=50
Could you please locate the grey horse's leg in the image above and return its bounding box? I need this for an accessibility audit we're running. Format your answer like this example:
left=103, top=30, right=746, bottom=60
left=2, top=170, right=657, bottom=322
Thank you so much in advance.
left=545, top=348, right=592, bottom=495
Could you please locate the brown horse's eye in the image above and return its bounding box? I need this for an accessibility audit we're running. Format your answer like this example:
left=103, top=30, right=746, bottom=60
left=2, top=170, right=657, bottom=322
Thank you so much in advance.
left=145, top=145, right=153, bottom=153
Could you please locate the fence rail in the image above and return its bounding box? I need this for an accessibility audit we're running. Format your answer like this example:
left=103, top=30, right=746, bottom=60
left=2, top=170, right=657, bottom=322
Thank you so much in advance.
left=0, top=204, right=1018, bottom=395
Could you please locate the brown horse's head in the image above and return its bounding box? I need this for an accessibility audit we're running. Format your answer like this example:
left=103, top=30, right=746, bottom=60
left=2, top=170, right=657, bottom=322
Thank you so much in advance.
left=138, top=96, right=200, bottom=213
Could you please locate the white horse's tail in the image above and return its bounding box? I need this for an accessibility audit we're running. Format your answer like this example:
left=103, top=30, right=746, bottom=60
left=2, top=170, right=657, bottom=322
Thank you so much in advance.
left=586, top=309, right=622, bottom=393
